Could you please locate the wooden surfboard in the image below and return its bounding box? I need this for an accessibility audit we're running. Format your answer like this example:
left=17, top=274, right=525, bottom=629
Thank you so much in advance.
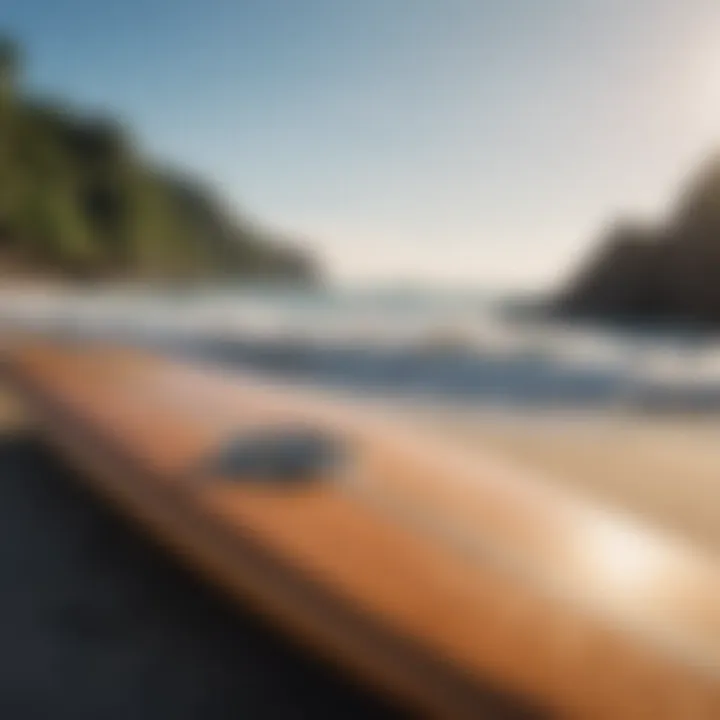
left=2, top=336, right=720, bottom=718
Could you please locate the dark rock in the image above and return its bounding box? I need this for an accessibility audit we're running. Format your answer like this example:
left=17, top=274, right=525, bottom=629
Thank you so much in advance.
left=555, top=155, right=720, bottom=326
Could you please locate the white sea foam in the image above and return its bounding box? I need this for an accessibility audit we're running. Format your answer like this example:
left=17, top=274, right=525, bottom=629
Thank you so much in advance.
left=1, top=285, right=720, bottom=409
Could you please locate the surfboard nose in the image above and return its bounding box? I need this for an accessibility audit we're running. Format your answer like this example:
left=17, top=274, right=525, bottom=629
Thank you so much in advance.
left=196, top=426, right=347, bottom=486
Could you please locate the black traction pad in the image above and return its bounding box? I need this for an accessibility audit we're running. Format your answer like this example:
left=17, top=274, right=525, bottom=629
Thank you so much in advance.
left=196, top=427, right=347, bottom=485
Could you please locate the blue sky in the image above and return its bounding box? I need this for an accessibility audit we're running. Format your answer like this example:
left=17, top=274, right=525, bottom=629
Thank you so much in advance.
left=5, top=1, right=720, bottom=289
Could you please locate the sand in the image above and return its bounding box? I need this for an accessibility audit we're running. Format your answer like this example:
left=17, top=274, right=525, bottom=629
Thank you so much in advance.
left=399, top=407, right=720, bottom=558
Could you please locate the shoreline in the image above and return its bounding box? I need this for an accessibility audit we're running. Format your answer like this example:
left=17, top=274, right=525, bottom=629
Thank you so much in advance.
left=6, top=357, right=720, bottom=560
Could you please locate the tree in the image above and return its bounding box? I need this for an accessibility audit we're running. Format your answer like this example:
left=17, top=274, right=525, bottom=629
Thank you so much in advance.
left=0, top=38, right=317, bottom=283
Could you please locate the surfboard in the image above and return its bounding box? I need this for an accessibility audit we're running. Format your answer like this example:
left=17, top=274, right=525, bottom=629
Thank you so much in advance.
left=2, top=336, right=720, bottom=718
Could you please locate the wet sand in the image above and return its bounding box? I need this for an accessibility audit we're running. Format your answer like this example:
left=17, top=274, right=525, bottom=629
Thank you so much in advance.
left=402, top=407, right=720, bottom=558
left=0, top=388, right=403, bottom=720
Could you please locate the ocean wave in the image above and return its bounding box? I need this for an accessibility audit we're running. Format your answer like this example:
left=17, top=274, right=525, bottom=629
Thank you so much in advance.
left=2, top=287, right=720, bottom=411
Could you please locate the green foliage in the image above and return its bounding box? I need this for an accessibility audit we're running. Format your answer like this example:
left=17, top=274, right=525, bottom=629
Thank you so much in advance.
left=0, top=38, right=316, bottom=283
left=0, top=36, right=18, bottom=101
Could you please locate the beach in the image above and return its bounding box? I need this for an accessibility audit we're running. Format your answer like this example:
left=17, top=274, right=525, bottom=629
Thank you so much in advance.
left=386, top=407, right=720, bottom=554
left=3, top=335, right=720, bottom=718
left=391, top=406, right=720, bottom=558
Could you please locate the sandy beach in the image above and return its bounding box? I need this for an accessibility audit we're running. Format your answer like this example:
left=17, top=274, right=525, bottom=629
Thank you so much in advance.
left=397, top=407, right=720, bottom=558
left=0, top=385, right=402, bottom=720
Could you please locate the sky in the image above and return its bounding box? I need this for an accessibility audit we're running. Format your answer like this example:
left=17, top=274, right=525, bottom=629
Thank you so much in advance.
left=5, top=0, right=720, bottom=291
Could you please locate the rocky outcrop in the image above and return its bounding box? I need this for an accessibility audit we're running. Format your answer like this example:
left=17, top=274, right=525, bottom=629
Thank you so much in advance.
left=556, top=155, right=720, bottom=326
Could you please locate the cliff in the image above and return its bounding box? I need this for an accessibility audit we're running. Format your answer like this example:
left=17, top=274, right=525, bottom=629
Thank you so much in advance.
left=0, top=38, right=318, bottom=284
left=556, top=155, right=720, bottom=326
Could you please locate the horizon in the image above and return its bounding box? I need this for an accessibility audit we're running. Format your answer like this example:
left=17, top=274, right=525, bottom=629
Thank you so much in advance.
left=5, top=1, right=720, bottom=291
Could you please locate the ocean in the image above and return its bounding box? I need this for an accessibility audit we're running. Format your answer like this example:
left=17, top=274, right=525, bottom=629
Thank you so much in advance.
left=2, top=284, right=720, bottom=411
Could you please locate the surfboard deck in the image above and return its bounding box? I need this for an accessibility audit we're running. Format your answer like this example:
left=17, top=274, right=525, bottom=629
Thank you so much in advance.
left=2, top=336, right=720, bottom=718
